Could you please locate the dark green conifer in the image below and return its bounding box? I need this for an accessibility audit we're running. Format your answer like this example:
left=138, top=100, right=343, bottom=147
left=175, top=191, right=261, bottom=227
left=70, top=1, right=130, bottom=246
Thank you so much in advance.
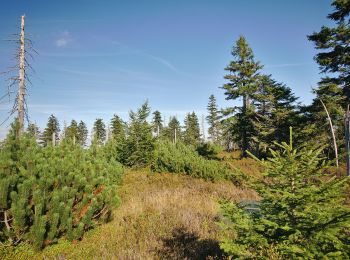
left=152, top=110, right=163, bottom=137
left=163, top=116, right=182, bottom=143
left=77, top=120, right=88, bottom=146
left=40, top=115, right=60, bottom=146
left=221, top=36, right=262, bottom=156
left=183, top=112, right=201, bottom=146
left=126, top=101, right=154, bottom=166
left=93, top=118, right=106, bottom=144
left=206, top=95, right=221, bottom=144
left=220, top=130, right=350, bottom=258
left=308, top=0, right=350, bottom=101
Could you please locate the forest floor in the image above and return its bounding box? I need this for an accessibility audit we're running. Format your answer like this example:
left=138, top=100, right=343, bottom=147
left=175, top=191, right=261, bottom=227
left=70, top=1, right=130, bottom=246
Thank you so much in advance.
left=1, top=155, right=260, bottom=260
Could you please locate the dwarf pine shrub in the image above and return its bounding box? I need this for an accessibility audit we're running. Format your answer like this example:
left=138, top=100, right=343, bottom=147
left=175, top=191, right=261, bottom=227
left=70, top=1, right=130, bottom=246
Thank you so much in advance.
left=0, top=122, right=123, bottom=249
left=151, top=140, right=242, bottom=183
left=219, top=130, right=350, bottom=259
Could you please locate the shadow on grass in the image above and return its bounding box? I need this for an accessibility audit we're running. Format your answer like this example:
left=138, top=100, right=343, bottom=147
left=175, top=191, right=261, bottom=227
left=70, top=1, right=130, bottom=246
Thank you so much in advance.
left=158, top=227, right=224, bottom=260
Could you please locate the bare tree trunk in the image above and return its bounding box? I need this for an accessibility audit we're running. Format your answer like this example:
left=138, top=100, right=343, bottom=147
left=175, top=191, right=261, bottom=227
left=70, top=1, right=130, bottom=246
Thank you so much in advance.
left=345, top=105, right=350, bottom=176
left=18, top=15, right=25, bottom=133
left=174, top=128, right=177, bottom=144
left=320, top=99, right=339, bottom=168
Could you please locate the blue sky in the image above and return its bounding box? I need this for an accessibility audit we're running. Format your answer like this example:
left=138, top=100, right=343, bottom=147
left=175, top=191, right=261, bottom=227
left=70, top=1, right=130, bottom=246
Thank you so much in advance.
left=0, top=0, right=333, bottom=138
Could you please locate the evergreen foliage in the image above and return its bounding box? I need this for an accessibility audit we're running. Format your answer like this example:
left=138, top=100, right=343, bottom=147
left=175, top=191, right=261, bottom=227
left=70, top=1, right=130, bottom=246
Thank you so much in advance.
left=152, top=140, right=242, bottom=183
left=300, top=83, right=345, bottom=159
left=183, top=112, right=201, bottom=146
left=206, top=95, right=221, bottom=145
left=196, top=142, right=223, bottom=160
left=308, top=0, right=350, bottom=101
left=26, top=123, right=40, bottom=139
left=40, top=115, right=60, bottom=146
left=125, top=102, right=154, bottom=167
left=221, top=36, right=262, bottom=156
left=65, top=120, right=78, bottom=144
left=108, top=115, right=127, bottom=163
left=252, top=75, right=298, bottom=154
left=77, top=120, right=88, bottom=147
left=0, top=122, right=124, bottom=249
left=93, top=118, right=106, bottom=144
left=220, top=130, right=350, bottom=258
left=163, top=116, right=181, bottom=143
left=152, top=110, right=163, bottom=137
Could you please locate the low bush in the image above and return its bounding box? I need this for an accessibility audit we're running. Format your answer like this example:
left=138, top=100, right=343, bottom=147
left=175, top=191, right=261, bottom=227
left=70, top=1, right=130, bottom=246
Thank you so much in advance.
left=151, top=140, right=243, bottom=183
left=196, top=142, right=223, bottom=160
left=0, top=123, right=124, bottom=249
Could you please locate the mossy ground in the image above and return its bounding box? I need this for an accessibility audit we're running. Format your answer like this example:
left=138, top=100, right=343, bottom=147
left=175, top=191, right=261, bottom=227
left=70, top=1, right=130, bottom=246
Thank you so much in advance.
left=1, top=163, right=259, bottom=260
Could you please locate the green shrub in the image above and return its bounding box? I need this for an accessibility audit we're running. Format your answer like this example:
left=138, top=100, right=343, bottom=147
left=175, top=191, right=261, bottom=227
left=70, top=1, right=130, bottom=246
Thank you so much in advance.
left=0, top=122, right=124, bottom=249
left=219, top=131, right=350, bottom=259
left=196, top=142, right=223, bottom=160
left=151, top=140, right=242, bottom=183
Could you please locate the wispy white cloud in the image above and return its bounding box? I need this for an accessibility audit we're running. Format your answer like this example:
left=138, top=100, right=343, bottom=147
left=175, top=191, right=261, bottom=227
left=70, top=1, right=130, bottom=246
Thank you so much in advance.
left=55, top=30, right=72, bottom=48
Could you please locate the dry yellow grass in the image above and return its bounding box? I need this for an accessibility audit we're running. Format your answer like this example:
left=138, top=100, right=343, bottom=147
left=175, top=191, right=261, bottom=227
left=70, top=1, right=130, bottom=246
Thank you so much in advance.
left=1, top=169, right=258, bottom=260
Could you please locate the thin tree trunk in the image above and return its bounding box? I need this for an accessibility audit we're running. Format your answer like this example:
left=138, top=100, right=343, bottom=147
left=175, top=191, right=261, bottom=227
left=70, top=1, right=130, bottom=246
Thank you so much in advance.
left=320, top=99, right=339, bottom=168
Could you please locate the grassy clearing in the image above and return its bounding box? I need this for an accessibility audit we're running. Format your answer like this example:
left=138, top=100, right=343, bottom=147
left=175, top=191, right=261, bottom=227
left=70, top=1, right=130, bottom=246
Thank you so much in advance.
left=1, top=168, right=258, bottom=259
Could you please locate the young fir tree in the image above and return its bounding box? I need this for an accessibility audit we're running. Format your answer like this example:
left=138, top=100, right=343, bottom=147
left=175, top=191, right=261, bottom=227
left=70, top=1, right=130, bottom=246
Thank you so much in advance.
left=163, top=116, right=182, bottom=143
left=183, top=112, right=201, bottom=146
left=221, top=36, right=262, bottom=156
left=152, top=110, right=163, bottom=137
left=308, top=0, right=350, bottom=101
left=220, top=129, right=350, bottom=258
left=77, top=120, right=88, bottom=146
left=40, top=114, right=60, bottom=146
left=93, top=118, right=106, bottom=144
left=206, top=94, right=221, bottom=144
left=26, top=122, right=40, bottom=139
left=126, top=101, right=154, bottom=166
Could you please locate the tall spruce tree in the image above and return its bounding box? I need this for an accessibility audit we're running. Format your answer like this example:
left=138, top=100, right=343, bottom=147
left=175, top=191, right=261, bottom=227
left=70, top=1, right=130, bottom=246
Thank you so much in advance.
left=183, top=112, right=201, bottom=146
left=93, top=118, right=106, bottom=144
left=206, top=95, right=221, bottom=144
left=152, top=110, right=163, bottom=137
left=77, top=120, right=88, bottom=146
left=40, top=114, right=60, bottom=146
left=308, top=0, right=350, bottom=101
left=222, top=36, right=262, bottom=156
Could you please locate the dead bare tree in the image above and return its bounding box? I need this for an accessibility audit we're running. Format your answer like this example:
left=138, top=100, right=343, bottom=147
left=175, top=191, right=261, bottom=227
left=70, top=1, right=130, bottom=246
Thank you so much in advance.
left=319, top=98, right=339, bottom=168
left=1, top=15, right=36, bottom=134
